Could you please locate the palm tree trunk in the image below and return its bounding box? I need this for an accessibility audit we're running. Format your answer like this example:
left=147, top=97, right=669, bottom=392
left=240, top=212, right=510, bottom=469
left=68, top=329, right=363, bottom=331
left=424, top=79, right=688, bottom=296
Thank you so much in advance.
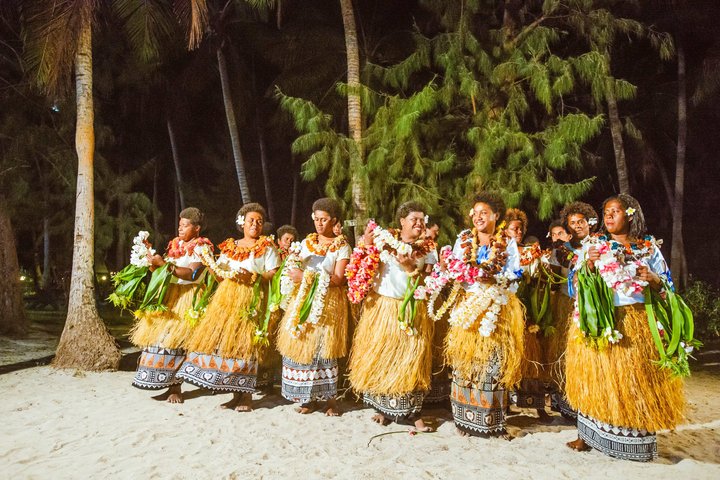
left=606, top=78, right=630, bottom=194
left=671, top=40, right=687, bottom=289
left=167, top=118, right=186, bottom=210
left=257, top=124, right=275, bottom=224
left=53, top=18, right=120, bottom=371
left=340, top=0, right=366, bottom=240
left=291, top=159, right=299, bottom=226
left=42, top=215, right=51, bottom=289
left=217, top=46, right=251, bottom=205
left=0, top=195, right=27, bottom=336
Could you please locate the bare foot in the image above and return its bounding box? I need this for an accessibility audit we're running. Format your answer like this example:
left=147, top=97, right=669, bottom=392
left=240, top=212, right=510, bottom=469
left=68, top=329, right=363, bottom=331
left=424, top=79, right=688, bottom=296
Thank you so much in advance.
left=152, top=385, right=184, bottom=403
left=234, top=393, right=253, bottom=412
left=324, top=398, right=341, bottom=417
left=295, top=401, right=317, bottom=414
left=372, top=413, right=391, bottom=426
left=567, top=437, right=591, bottom=451
left=411, top=418, right=434, bottom=432
left=537, top=408, right=554, bottom=424
left=498, top=432, right=513, bottom=441
left=220, top=393, right=241, bottom=410
left=456, top=428, right=470, bottom=437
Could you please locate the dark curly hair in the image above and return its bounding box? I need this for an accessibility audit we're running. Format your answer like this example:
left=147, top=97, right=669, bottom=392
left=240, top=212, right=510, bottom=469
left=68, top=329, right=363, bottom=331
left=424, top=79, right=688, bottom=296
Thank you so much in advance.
left=236, top=202, right=267, bottom=233
left=396, top=200, right=426, bottom=225
left=277, top=224, right=299, bottom=240
left=504, top=208, right=528, bottom=235
left=179, top=207, right=204, bottom=230
left=547, top=219, right=567, bottom=235
left=559, top=201, right=599, bottom=232
left=312, top=197, right=342, bottom=220
left=601, top=194, right=647, bottom=239
left=470, top=192, right=506, bottom=223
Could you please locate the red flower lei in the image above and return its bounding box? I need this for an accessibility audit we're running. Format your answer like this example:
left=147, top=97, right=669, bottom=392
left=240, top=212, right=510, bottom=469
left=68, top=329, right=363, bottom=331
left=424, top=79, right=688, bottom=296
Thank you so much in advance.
left=218, top=236, right=274, bottom=262
left=305, top=233, right=349, bottom=256
left=165, top=237, right=214, bottom=259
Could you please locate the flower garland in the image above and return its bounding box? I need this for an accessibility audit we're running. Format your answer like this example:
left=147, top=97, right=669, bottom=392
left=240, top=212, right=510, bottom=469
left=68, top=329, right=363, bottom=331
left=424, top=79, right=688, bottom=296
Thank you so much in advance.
left=421, top=225, right=514, bottom=325
left=165, top=236, right=213, bottom=260
left=345, top=220, right=436, bottom=305
left=109, top=231, right=156, bottom=309
left=305, top=233, right=348, bottom=256
left=217, top=236, right=274, bottom=263
left=278, top=241, right=303, bottom=310
left=286, top=268, right=331, bottom=338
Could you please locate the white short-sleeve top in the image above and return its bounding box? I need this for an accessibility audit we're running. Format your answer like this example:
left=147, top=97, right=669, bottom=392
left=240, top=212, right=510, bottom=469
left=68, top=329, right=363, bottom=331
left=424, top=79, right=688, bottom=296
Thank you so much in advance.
left=216, top=237, right=281, bottom=275
left=374, top=248, right=439, bottom=299
left=299, top=235, right=352, bottom=275
left=164, top=237, right=212, bottom=285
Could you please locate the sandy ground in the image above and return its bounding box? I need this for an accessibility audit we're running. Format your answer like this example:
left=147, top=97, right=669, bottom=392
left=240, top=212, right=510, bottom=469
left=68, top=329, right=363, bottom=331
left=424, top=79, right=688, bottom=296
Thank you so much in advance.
left=0, top=362, right=718, bottom=480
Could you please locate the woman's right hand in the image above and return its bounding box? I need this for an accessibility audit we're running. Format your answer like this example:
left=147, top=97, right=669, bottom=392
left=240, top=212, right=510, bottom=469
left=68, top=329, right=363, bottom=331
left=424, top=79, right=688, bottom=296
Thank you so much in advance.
left=288, top=268, right=304, bottom=284
left=236, top=268, right=255, bottom=284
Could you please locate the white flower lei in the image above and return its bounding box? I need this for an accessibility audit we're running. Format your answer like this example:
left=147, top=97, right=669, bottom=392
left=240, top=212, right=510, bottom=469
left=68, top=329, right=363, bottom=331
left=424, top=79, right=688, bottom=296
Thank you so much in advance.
left=130, top=231, right=155, bottom=267
left=279, top=242, right=303, bottom=310
left=197, top=245, right=238, bottom=280
left=287, top=268, right=331, bottom=338
left=372, top=225, right=412, bottom=263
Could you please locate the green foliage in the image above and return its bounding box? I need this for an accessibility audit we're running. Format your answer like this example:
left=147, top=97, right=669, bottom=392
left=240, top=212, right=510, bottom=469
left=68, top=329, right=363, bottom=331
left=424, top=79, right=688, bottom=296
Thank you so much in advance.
left=682, top=279, right=720, bottom=340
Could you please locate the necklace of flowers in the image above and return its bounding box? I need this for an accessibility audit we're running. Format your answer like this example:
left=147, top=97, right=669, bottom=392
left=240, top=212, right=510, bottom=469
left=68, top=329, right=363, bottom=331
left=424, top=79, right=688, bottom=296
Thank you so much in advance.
left=218, top=236, right=274, bottom=263
left=581, top=234, right=659, bottom=298
left=286, top=268, right=331, bottom=338
left=278, top=241, right=303, bottom=310
left=305, top=233, right=348, bottom=256
left=165, top=236, right=213, bottom=260
left=519, top=243, right=544, bottom=267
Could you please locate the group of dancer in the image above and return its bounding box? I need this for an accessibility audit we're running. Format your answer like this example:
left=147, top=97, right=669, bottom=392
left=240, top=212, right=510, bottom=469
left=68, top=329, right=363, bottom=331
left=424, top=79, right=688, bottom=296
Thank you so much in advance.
left=124, top=192, right=687, bottom=463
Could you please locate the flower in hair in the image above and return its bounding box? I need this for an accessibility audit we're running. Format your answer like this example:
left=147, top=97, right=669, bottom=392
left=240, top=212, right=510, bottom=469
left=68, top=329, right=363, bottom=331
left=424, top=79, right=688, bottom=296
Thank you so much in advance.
left=236, top=214, right=245, bottom=227
left=625, top=207, right=636, bottom=216
left=588, top=217, right=598, bottom=226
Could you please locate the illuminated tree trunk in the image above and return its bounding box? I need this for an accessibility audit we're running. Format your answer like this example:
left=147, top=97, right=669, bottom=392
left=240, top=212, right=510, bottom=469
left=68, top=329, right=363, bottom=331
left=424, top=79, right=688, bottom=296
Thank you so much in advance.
left=671, top=40, right=687, bottom=289
left=53, top=18, right=120, bottom=370
left=340, top=0, right=366, bottom=240
left=606, top=78, right=630, bottom=194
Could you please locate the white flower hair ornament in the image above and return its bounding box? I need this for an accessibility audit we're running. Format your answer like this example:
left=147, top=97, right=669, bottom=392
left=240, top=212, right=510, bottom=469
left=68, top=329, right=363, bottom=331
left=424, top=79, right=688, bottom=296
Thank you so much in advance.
left=236, top=214, right=245, bottom=228
left=587, top=217, right=598, bottom=226
left=311, top=212, right=317, bottom=221
left=625, top=207, right=636, bottom=216
left=424, top=215, right=429, bottom=224
left=468, top=208, right=474, bottom=217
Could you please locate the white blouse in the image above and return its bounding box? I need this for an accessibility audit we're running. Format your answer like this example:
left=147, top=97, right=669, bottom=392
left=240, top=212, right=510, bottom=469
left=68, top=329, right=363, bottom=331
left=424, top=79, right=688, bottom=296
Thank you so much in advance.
left=217, top=242, right=281, bottom=275
left=374, top=249, right=438, bottom=300
left=299, top=238, right=351, bottom=275
left=165, top=241, right=205, bottom=286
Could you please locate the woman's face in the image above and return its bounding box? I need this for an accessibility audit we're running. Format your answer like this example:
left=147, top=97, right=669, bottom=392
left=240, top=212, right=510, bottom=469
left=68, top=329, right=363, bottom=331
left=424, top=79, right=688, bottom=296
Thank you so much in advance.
left=550, top=226, right=571, bottom=243
left=178, top=218, right=200, bottom=242
left=505, top=220, right=524, bottom=244
left=313, top=210, right=336, bottom=237
left=278, top=232, right=295, bottom=250
left=243, top=211, right=264, bottom=240
left=603, top=199, right=629, bottom=235
left=470, top=202, right=497, bottom=234
left=567, top=213, right=590, bottom=241
left=400, top=211, right=426, bottom=241
left=333, top=222, right=343, bottom=236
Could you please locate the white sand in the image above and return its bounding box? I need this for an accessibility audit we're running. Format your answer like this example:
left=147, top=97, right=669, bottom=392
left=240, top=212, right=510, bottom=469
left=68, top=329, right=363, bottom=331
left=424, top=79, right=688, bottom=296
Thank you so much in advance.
left=0, top=366, right=718, bottom=479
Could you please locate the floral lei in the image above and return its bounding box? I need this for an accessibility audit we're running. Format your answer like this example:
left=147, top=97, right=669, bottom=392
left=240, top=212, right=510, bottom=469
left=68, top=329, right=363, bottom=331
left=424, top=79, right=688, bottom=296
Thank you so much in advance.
left=346, top=220, right=436, bottom=305
left=217, top=236, right=274, bottom=263
left=286, top=268, right=331, bottom=338
left=419, top=225, right=518, bottom=337
left=165, top=236, right=213, bottom=260
left=305, top=233, right=348, bottom=256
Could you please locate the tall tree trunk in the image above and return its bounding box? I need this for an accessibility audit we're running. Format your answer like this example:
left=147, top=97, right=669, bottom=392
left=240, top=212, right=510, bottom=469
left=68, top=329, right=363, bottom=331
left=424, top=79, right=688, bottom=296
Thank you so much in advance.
left=276, top=0, right=283, bottom=29
left=167, top=118, right=186, bottom=210
left=115, top=196, right=126, bottom=271
left=0, top=196, right=27, bottom=336
left=291, top=160, right=299, bottom=226
left=606, top=78, right=630, bottom=194
left=217, top=45, right=251, bottom=204
left=42, top=216, right=50, bottom=289
left=53, top=19, right=120, bottom=371
left=340, top=0, right=366, bottom=240
left=152, top=164, right=161, bottom=237
left=257, top=122, right=275, bottom=224
left=671, top=40, right=687, bottom=289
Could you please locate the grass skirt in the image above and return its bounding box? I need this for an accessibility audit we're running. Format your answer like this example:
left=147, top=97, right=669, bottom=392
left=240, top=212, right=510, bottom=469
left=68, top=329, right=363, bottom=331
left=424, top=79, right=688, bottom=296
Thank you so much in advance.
left=445, top=291, right=525, bottom=389
left=348, top=292, right=433, bottom=395
left=425, top=310, right=450, bottom=404
left=276, top=286, right=349, bottom=364
left=257, top=310, right=282, bottom=388
left=183, top=279, right=263, bottom=361
left=565, top=304, right=685, bottom=432
left=545, top=293, right=575, bottom=388
left=129, top=283, right=196, bottom=349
